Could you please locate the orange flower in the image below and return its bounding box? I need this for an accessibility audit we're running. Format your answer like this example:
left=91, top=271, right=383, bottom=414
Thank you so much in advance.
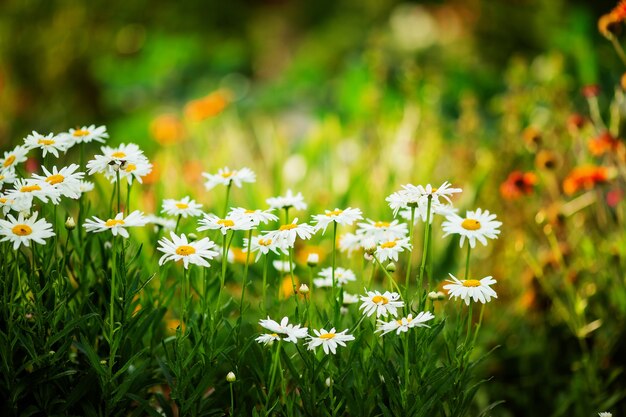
left=612, top=0, right=626, bottom=21
left=522, top=126, right=542, bottom=150
left=150, top=114, right=185, bottom=145
left=566, top=113, right=586, bottom=132
left=581, top=84, right=600, bottom=98
left=500, top=171, right=537, bottom=200
left=184, top=90, right=230, bottom=122
left=588, top=132, right=622, bottom=156
left=563, top=165, right=610, bottom=195
left=598, top=13, right=621, bottom=39
left=281, top=275, right=299, bottom=299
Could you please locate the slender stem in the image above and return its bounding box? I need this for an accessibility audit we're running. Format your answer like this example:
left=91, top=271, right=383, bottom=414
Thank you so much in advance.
left=239, top=229, right=253, bottom=322
left=223, top=183, right=232, bottom=218
left=126, top=181, right=132, bottom=213
left=464, top=244, right=471, bottom=280
left=331, top=221, right=338, bottom=320
left=109, top=235, right=117, bottom=359
left=417, top=197, right=432, bottom=305
left=217, top=233, right=228, bottom=312
left=464, top=301, right=474, bottom=350
left=182, top=267, right=188, bottom=336
left=265, top=341, right=282, bottom=412
left=174, top=214, right=182, bottom=235
left=611, top=37, right=626, bottom=67
left=230, top=383, right=235, bottom=415
left=289, top=247, right=299, bottom=312
left=284, top=207, right=290, bottom=224
left=116, top=171, right=121, bottom=214
left=405, top=206, right=416, bottom=302
left=471, top=303, right=485, bottom=347
left=262, top=254, right=269, bottom=313
left=403, top=332, right=410, bottom=407
left=373, top=255, right=402, bottom=294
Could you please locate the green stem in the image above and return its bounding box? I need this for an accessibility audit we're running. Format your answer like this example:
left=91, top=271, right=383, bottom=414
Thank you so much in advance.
left=217, top=233, right=228, bottom=313
left=289, top=247, right=299, bottom=313
left=417, top=197, right=432, bottom=306
left=239, top=229, right=253, bottom=323
left=405, top=206, right=416, bottom=303
left=109, top=235, right=117, bottom=364
left=611, top=36, right=626, bottom=67
left=174, top=214, right=182, bottom=235
left=126, top=181, right=132, bottom=213
left=464, top=244, right=471, bottom=280
left=230, top=382, right=235, bottom=415
left=331, top=221, right=339, bottom=321
left=262, top=254, right=269, bottom=313
left=223, top=183, right=232, bottom=218
left=403, top=332, right=410, bottom=407
left=373, top=255, right=402, bottom=294
left=182, top=266, right=188, bottom=336
left=116, top=170, right=121, bottom=214
left=265, top=340, right=282, bottom=412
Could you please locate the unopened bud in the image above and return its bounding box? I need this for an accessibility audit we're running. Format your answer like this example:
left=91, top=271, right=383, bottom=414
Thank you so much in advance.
left=386, top=262, right=396, bottom=272
left=306, top=253, right=319, bottom=267
left=65, top=216, right=76, bottom=230
left=299, top=284, right=310, bottom=294
left=428, top=291, right=446, bottom=301
left=226, top=371, right=236, bottom=382
left=187, top=233, right=198, bottom=242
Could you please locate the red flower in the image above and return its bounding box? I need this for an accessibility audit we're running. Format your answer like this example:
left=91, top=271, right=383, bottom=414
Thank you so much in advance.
left=500, top=171, right=538, bottom=200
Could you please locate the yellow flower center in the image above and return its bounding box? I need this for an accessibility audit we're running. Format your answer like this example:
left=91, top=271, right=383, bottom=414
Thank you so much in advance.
left=105, top=219, right=125, bottom=227
left=220, top=171, right=235, bottom=178
left=72, top=129, right=90, bottom=137
left=45, top=174, right=64, bottom=185
left=396, top=317, right=413, bottom=325
left=463, top=279, right=481, bottom=287
left=217, top=219, right=235, bottom=227
left=12, top=224, right=32, bottom=236
left=111, top=151, right=126, bottom=158
left=175, top=245, right=196, bottom=256
left=374, top=221, right=390, bottom=228
left=3, top=155, right=16, bottom=168
left=20, top=184, right=41, bottom=193
left=380, top=241, right=396, bottom=249
left=325, top=209, right=344, bottom=217
left=38, top=139, right=56, bottom=146
left=279, top=223, right=297, bottom=231
left=461, top=219, right=481, bottom=231
left=319, top=332, right=336, bottom=340
left=125, top=163, right=137, bottom=172
left=259, top=238, right=272, bottom=246
left=0, top=175, right=4, bottom=181
left=175, top=203, right=189, bottom=209
left=0, top=198, right=7, bottom=203
left=371, top=295, right=389, bottom=304
left=431, top=187, right=438, bottom=193
left=270, top=333, right=279, bottom=338
left=245, top=209, right=256, bottom=214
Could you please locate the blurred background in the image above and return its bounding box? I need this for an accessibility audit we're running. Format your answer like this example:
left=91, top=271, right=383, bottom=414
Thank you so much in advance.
left=2, top=0, right=626, bottom=416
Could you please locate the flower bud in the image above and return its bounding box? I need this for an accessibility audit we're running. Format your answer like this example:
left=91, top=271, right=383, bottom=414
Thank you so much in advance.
left=299, top=284, right=310, bottom=294
left=65, top=216, right=76, bottom=230
left=187, top=233, right=198, bottom=242
left=306, top=253, right=319, bottom=267
left=428, top=291, right=446, bottom=301
left=226, top=371, right=236, bottom=383
left=386, top=262, right=396, bottom=272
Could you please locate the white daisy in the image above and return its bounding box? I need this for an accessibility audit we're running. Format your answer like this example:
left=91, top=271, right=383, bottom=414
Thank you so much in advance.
left=273, top=260, right=295, bottom=273
left=311, top=207, right=363, bottom=234
left=0, top=194, right=16, bottom=215
left=228, top=207, right=279, bottom=226
left=338, top=232, right=363, bottom=255
left=86, top=143, right=147, bottom=178
left=202, top=166, right=256, bottom=190
left=386, top=181, right=462, bottom=217
left=375, top=311, right=435, bottom=336
left=0, top=212, right=55, bottom=250
left=0, top=169, right=17, bottom=190
left=264, top=218, right=315, bottom=248
left=77, top=180, right=95, bottom=194
left=258, top=316, right=308, bottom=343
left=356, top=219, right=408, bottom=242
left=162, top=196, right=203, bottom=218
left=83, top=210, right=148, bottom=238
left=32, top=164, right=84, bottom=199
left=307, top=328, right=355, bottom=354
left=313, top=267, right=356, bottom=288
left=23, top=131, right=70, bottom=158
left=197, top=213, right=254, bottom=235
left=359, top=290, right=404, bottom=318
left=145, top=214, right=177, bottom=231
left=442, top=273, right=497, bottom=305
left=442, top=208, right=502, bottom=248
left=244, top=235, right=286, bottom=261
left=5, top=178, right=61, bottom=207
left=157, top=232, right=219, bottom=269
left=65, top=125, right=108, bottom=145
left=1, top=145, right=29, bottom=171
left=375, top=237, right=411, bottom=263
left=118, top=157, right=152, bottom=185
left=266, top=189, right=307, bottom=211
left=342, top=292, right=359, bottom=304
left=598, top=412, right=612, bottom=417
left=255, top=333, right=282, bottom=345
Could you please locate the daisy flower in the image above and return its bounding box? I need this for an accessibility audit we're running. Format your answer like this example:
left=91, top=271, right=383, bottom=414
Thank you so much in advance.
left=244, top=235, right=286, bottom=261
left=32, top=164, right=84, bottom=199
left=77, top=180, right=95, bottom=194
left=83, top=210, right=148, bottom=238
left=258, top=316, right=308, bottom=343
left=342, top=292, right=359, bottom=304
left=266, top=189, right=307, bottom=211
left=443, top=273, right=497, bottom=305
left=265, top=218, right=315, bottom=248
left=598, top=412, right=612, bottom=417
left=228, top=207, right=279, bottom=226
left=1, top=145, right=29, bottom=171
left=197, top=213, right=254, bottom=235
left=86, top=143, right=147, bottom=177
left=359, top=290, right=404, bottom=318
left=65, top=125, right=108, bottom=145
left=356, top=219, right=408, bottom=242
left=0, top=212, right=55, bottom=250
left=157, top=232, right=219, bottom=269
left=312, top=207, right=363, bottom=234
left=202, top=166, right=256, bottom=190
left=338, top=232, right=363, bottom=255
left=386, top=181, right=462, bottom=216
left=313, top=267, right=356, bottom=288
left=0, top=194, right=16, bottom=215
left=145, top=214, right=177, bottom=231
left=0, top=169, right=17, bottom=190
left=162, top=196, right=203, bottom=218
left=399, top=202, right=458, bottom=224
left=442, top=208, right=502, bottom=248
left=23, top=131, right=70, bottom=158
left=273, top=260, right=295, bottom=273
left=118, top=157, right=152, bottom=185
left=375, top=237, right=411, bottom=263
left=255, top=333, right=282, bottom=346
left=307, top=328, right=355, bottom=354
left=5, top=178, right=61, bottom=207
left=375, top=311, right=435, bottom=336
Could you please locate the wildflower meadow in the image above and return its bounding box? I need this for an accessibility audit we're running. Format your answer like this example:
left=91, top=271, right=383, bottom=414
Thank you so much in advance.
left=1, top=1, right=625, bottom=416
